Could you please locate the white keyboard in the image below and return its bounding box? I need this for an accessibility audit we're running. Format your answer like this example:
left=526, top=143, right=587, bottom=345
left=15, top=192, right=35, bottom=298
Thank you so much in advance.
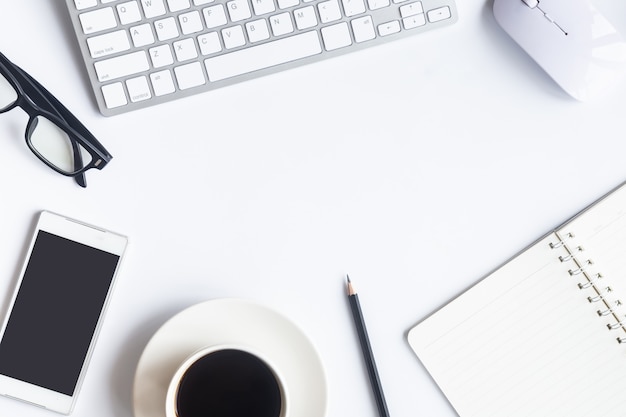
left=65, top=0, right=457, bottom=116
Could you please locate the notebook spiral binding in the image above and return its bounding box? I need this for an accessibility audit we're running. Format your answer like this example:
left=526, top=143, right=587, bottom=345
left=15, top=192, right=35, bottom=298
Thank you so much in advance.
left=550, top=232, right=626, bottom=344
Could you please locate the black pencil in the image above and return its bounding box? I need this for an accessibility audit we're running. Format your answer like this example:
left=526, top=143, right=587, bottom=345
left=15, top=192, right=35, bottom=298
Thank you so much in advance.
left=346, top=275, right=390, bottom=417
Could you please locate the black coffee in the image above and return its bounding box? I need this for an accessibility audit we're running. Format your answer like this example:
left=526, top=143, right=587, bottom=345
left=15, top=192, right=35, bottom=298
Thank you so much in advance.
left=175, top=349, right=282, bottom=417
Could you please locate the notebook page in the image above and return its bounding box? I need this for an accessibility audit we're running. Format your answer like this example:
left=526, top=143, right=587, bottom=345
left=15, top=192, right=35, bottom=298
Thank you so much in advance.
left=408, top=184, right=626, bottom=417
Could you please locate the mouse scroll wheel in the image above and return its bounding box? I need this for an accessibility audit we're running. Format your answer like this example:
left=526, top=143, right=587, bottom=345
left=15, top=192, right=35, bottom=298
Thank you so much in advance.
left=521, top=0, right=539, bottom=8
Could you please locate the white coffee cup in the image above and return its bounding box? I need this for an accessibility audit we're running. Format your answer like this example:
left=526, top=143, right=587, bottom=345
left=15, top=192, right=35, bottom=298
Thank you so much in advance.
left=165, top=344, right=287, bottom=417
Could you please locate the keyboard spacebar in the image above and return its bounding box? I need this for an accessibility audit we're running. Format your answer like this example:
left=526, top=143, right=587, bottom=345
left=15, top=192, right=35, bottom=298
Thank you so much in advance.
left=204, top=31, right=322, bottom=82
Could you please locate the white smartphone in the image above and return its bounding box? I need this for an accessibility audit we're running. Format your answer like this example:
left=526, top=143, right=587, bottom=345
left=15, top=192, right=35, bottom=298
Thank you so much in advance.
left=0, top=211, right=128, bottom=414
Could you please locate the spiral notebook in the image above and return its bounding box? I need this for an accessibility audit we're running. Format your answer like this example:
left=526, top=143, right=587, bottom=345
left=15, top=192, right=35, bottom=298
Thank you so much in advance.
left=407, top=181, right=626, bottom=417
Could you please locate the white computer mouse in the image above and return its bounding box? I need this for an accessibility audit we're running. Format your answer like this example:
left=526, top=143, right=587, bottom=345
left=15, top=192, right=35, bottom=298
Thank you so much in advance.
left=493, top=0, right=626, bottom=101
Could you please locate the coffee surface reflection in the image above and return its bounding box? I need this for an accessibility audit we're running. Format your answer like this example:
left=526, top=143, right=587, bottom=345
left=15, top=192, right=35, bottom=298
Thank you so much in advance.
left=175, top=349, right=283, bottom=417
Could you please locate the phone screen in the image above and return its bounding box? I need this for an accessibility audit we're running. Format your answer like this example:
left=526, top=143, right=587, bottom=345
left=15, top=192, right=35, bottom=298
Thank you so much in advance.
left=0, top=230, right=121, bottom=396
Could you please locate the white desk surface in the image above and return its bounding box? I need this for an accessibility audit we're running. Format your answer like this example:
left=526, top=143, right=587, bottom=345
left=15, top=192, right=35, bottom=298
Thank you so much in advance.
left=1, top=1, right=626, bottom=417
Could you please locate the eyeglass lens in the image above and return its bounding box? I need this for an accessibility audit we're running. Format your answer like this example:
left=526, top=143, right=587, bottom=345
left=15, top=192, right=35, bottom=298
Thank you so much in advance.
left=29, top=116, right=93, bottom=175
left=0, top=70, right=18, bottom=111
left=0, top=70, right=93, bottom=175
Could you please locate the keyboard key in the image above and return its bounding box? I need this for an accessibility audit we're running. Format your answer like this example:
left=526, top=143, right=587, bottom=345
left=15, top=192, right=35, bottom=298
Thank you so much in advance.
left=79, top=7, right=117, bottom=34
left=226, top=0, right=252, bottom=22
left=427, top=6, right=451, bottom=22
left=204, top=31, right=322, bottom=81
left=351, top=16, right=375, bottom=42
left=222, top=25, right=246, bottom=49
left=378, top=20, right=400, bottom=36
left=168, top=0, right=191, bottom=11
left=277, top=0, right=299, bottom=9
left=74, top=0, right=98, bottom=10
left=294, top=6, right=317, bottom=30
left=150, top=70, right=176, bottom=95
left=321, top=22, right=352, bottom=50
left=126, top=76, right=152, bottom=102
left=155, top=17, right=180, bottom=40
left=101, top=82, right=127, bottom=108
left=149, top=44, right=175, bottom=67
left=246, top=19, right=271, bottom=43
left=117, top=1, right=143, bottom=25
left=198, top=32, right=223, bottom=54
left=94, top=51, right=150, bottom=81
left=403, top=14, right=425, bottom=29
left=399, top=2, right=423, bottom=17
left=341, top=0, right=366, bottom=17
left=130, top=23, right=156, bottom=47
left=174, top=62, right=206, bottom=89
left=203, top=5, right=228, bottom=28
left=270, top=12, right=294, bottom=36
left=251, top=0, right=276, bottom=15
left=179, top=10, right=204, bottom=34
left=173, top=38, right=199, bottom=61
left=318, top=0, right=342, bottom=23
left=87, top=30, right=130, bottom=58
left=367, top=0, right=390, bottom=10
left=141, top=0, right=167, bottom=17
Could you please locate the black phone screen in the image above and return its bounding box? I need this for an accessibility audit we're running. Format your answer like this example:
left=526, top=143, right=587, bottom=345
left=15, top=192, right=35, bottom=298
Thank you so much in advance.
left=0, top=230, right=120, bottom=396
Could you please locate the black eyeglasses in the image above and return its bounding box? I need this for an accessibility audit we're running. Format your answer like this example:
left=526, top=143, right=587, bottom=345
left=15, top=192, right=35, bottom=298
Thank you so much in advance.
left=0, top=52, right=112, bottom=188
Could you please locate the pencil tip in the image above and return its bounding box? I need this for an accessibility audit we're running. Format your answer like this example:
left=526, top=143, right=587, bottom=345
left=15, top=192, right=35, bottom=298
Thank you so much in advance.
left=346, top=275, right=356, bottom=296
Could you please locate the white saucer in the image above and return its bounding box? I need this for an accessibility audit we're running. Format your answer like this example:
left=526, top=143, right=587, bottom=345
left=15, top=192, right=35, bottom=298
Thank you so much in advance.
left=132, top=298, right=327, bottom=417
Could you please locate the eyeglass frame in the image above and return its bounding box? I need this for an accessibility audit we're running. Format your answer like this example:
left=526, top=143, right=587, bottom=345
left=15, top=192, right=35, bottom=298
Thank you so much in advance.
left=0, top=52, right=112, bottom=188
